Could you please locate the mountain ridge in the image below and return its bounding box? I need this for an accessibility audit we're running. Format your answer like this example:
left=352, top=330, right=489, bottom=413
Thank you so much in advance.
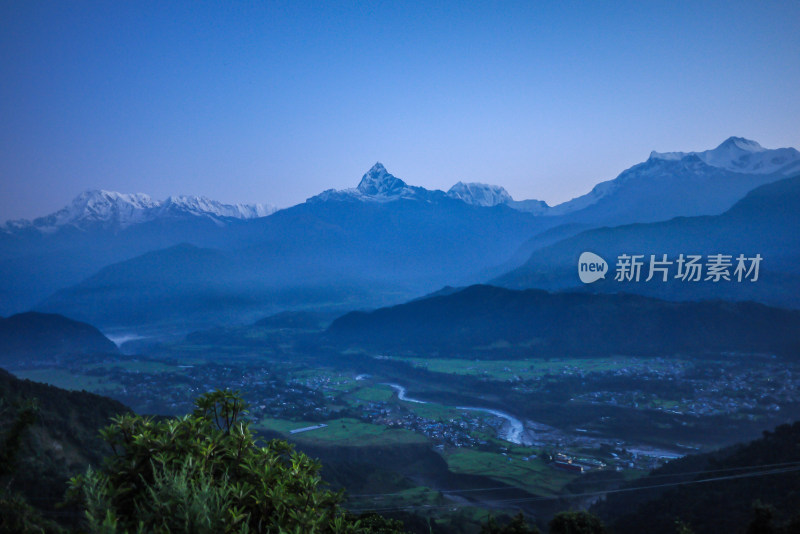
left=5, top=137, right=798, bottom=234
left=545, top=137, right=800, bottom=222
left=493, top=174, right=800, bottom=309
left=649, top=136, right=800, bottom=175
left=6, top=136, right=800, bottom=325
left=304, top=137, right=800, bottom=221
left=2, top=189, right=277, bottom=233
left=594, top=420, right=800, bottom=534
left=326, top=283, right=800, bottom=357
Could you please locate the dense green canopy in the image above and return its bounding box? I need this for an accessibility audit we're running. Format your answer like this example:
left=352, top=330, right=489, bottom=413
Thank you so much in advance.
left=67, top=389, right=398, bottom=534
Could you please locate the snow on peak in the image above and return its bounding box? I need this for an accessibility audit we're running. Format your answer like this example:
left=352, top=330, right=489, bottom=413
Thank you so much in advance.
left=648, top=150, right=683, bottom=161
left=307, top=163, right=431, bottom=203
left=5, top=190, right=276, bottom=233
left=77, top=190, right=157, bottom=211
left=446, top=181, right=550, bottom=213
left=309, top=164, right=549, bottom=211
left=717, top=136, right=765, bottom=152
left=447, top=181, right=513, bottom=206
left=356, top=162, right=409, bottom=196
left=367, top=162, right=387, bottom=174
left=161, top=195, right=275, bottom=219
left=648, top=137, right=799, bottom=175
left=31, top=190, right=159, bottom=231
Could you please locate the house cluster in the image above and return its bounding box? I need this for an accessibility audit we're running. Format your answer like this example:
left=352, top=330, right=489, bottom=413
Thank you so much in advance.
left=359, top=401, right=487, bottom=447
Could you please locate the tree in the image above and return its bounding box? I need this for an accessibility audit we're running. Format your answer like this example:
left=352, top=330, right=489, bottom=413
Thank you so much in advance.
left=348, top=513, right=408, bottom=534
left=0, top=398, right=64, bottom=534
left=548, top=511, right=608, bottom=534
left=0, top=398, right=38, bottom=478
left=67, top=389, right=405, bottom=533
left=746, top=500, right=776, bottom=534
left=481, top=512, right=541, bottom=534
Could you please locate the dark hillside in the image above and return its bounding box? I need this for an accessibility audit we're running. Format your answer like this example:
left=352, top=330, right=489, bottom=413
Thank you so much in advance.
left=0, top=368, right=130, bottom=521
left=594, top=421, right=800, bottom=534
left=0, top=312, right=118, bottom=366
left=327, top=285, right=800, bottom=358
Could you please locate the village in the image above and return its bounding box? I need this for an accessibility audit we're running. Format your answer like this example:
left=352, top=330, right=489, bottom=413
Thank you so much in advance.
left=16, top=349, right=800, bottom=477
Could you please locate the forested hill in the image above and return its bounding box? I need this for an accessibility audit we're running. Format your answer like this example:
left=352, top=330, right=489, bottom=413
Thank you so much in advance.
left=594, top=421, right=800, bottom=534
left=0, top=367, right=130, bottom=520
left=326, top=285, right=800, bottom=357
left=0, top=311, right=118, bottom=365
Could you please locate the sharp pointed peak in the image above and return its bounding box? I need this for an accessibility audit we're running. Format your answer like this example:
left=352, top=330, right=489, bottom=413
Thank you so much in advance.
left=357, top=162, right=407, bottom=195
left=367, top=162, right=387, bottom=173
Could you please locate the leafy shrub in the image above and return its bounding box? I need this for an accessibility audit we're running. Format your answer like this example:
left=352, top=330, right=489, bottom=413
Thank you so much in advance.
left=68, top=389, right=400, bottom=533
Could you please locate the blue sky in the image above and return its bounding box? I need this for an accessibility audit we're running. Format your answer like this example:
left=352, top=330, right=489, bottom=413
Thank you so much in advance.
left=2, top=1, right=799, bottom=220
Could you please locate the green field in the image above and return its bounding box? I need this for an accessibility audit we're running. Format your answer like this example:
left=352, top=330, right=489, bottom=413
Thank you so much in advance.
left=444, top=448, right=579, bottom=496
left=404, top=400, right=461, bottom=421
left=346, top=384, right=396, bottom=403
left=394, top=356, right=685, bottom=381
left=12, top=369, right=119, bottom=392
left=347, top=484, right=444, bottom=510
left=254, top=417, right=428, bottom=447
left=159, top=342, right=274, bottom=360
left=89, top=359, right=183, bottom=373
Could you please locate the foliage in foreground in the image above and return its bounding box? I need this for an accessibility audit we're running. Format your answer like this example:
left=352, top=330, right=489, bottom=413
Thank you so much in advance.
left=480, top=512, right=542, bottom=533
left=479, top=510, right=611, bottom=534
left=67, top=389, right=404, bottom=533
left=0, top=398, right=65, bottom=533
left=548, top=511, right=608, bottom=534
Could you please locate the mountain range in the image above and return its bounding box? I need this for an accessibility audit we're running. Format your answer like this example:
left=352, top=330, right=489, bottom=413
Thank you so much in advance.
left=36, top=189, right=544, bottom=327
left=2, top=190, right=276, bottom=233
left=495, top=174, right=800, bottom=309
left=7, top=137, right=796, bottom=236
left=2, top=137, right=798, bottom=330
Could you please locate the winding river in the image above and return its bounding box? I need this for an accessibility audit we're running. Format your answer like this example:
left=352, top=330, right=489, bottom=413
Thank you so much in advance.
left=385, top=383, right=527, bottom=444
left=386, top=383, right=428, bottom=404
left=455, top=406, right=525, bottom=444
left=383, top=384, right=686, bottom=460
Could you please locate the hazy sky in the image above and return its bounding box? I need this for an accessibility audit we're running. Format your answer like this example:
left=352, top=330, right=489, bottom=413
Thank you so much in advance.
left=2, top=1, right=799, bottom=220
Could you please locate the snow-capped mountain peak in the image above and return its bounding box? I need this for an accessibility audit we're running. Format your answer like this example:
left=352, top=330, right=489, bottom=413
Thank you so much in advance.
left=310, top=163, right=551, bottom=210
left=22, top=190, right=159, bottom=232
left=649, top=137, right=800, bottom=175
left=717, top=136, right=765, bottom=152
left=160, top=195, right=275, bottom=219
left=446, top=181, right=550, bottom=213
left=356, top=162, right=409, bottom=196
left=547, top=137, right=800, bottom=222
left=310, top=163, right=431, bottom=203
left=447, top=182, right=513, bottom=206
left=3, top=190, right=276, bottom=233
left=74, top=190, right=158, bottom=213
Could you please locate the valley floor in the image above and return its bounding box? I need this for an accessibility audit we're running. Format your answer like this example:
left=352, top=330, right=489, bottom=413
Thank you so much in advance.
left=9, top=327, right=800, bottom=528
